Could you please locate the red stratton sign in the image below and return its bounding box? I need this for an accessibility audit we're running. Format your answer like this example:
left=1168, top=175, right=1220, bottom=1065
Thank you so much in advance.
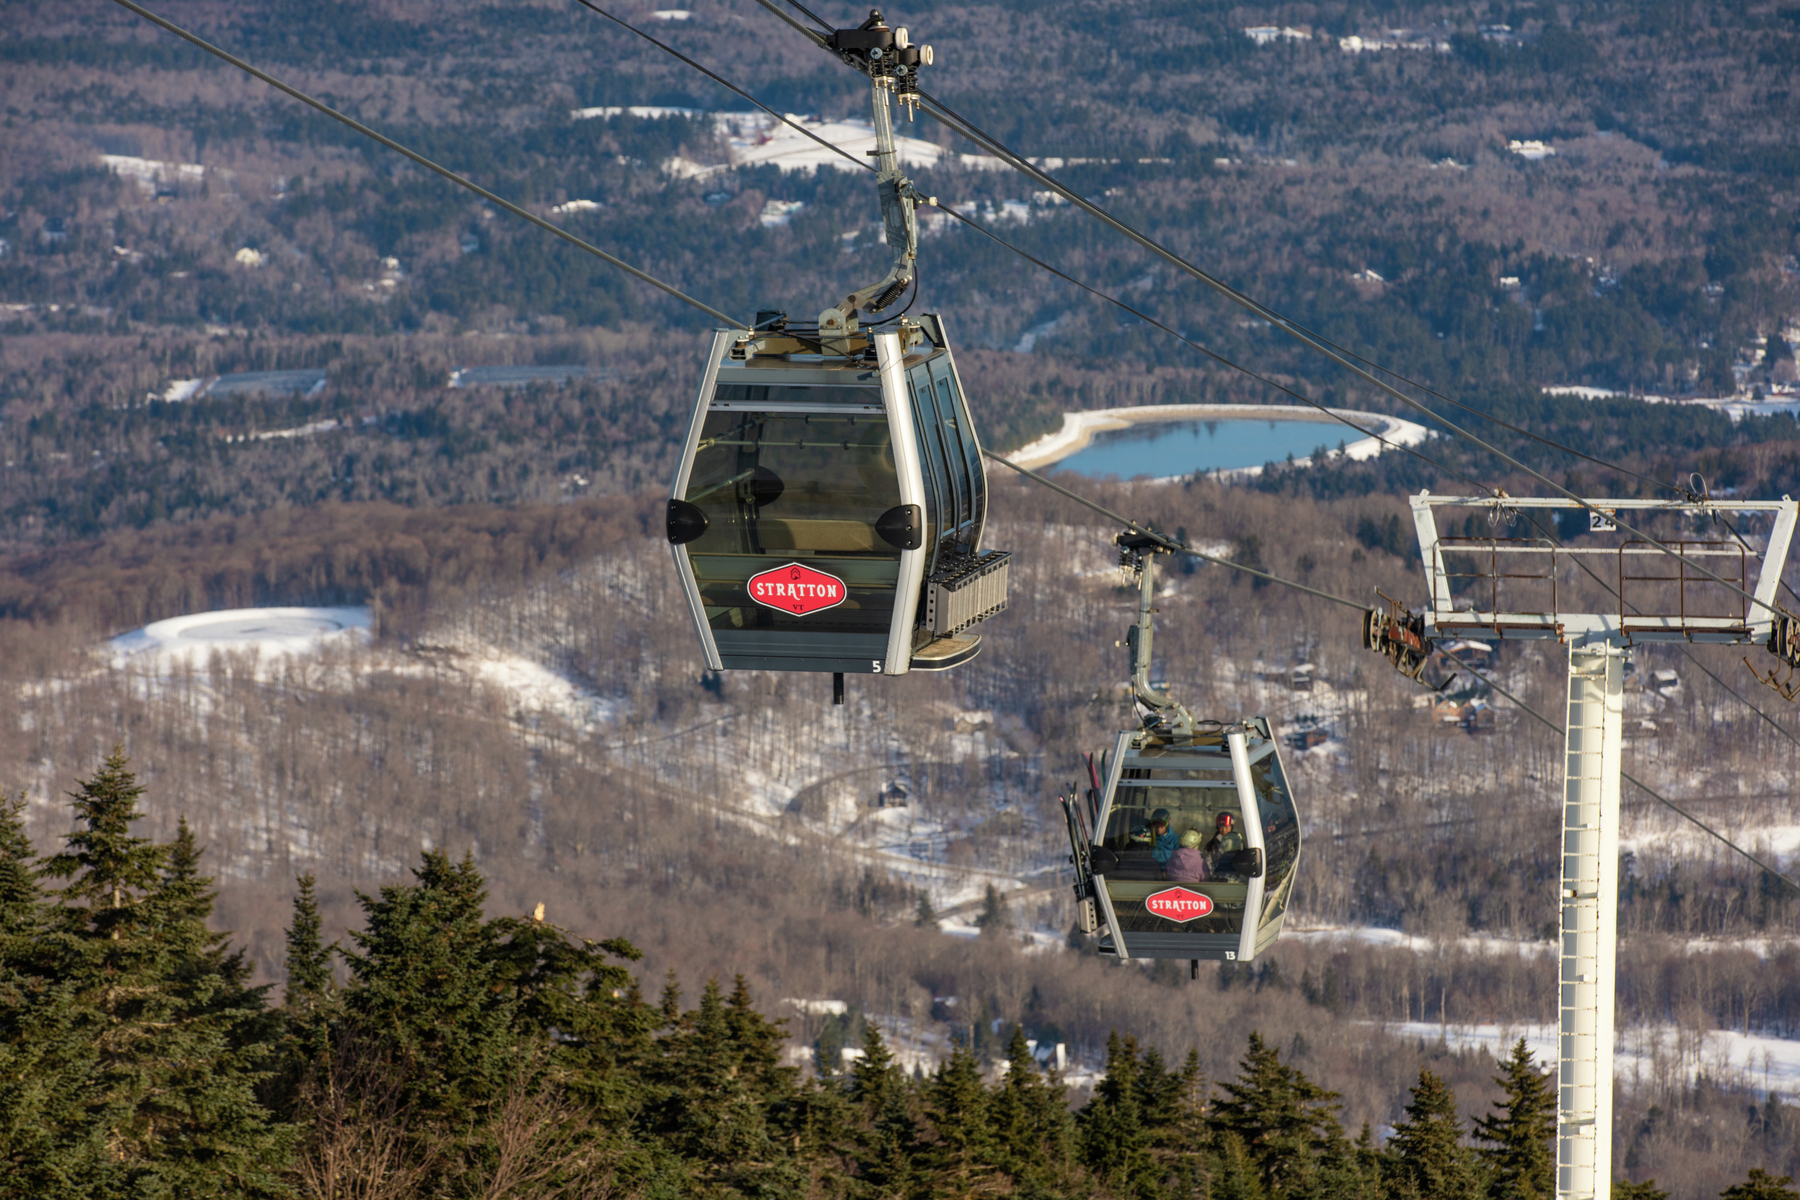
left=748, top=562, right=848, bottom=616
left=1144, top=887, right=1214, bottom=923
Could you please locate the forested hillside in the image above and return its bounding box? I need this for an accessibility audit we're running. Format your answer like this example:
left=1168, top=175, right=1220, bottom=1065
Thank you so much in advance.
left=5, top=751, right=1788, bottom=1199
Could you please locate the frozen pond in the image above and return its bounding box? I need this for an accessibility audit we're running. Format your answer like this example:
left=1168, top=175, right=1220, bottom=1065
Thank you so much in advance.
left=1053, top=417, right=1348, bottom=479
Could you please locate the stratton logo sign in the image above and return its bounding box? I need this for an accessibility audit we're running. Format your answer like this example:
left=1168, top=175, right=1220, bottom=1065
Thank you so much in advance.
left=747, top=563, right=848, bottom=616
left=1144, top=887, right=1213, bottom=923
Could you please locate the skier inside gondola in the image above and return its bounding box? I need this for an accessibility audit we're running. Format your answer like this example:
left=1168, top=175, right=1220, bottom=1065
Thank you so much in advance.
left=1163, top=829, right=1209, bottom=882
left=1206, top=812, right=1245, bottom=874
left=1129, top=807, right=1178, bottom=866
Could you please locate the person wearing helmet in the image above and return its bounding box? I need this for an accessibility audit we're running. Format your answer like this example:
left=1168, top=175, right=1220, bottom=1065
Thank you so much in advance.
left=1145, top=807, right=1179, bottom=866
left=1127, top=807, right=1176, bottom=856
left=1206, top=812, right=1245, bottom=874
left=1163, top=828, right=1209, bottom=883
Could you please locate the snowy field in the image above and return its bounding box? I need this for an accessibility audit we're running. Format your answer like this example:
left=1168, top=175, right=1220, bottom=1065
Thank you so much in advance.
left=1384, top=1020, right=1800, bottom=1099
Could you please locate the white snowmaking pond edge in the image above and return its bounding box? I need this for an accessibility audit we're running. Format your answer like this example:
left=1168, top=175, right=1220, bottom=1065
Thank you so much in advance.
left=1006, top=403, right=1431, bottom=477
left=110, top=606, right=371, bottom=667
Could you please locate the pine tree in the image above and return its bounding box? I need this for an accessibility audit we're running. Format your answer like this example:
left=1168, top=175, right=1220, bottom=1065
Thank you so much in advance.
left=914, top=892, right=939, bottom=929
left=1079, top=1030, right=1152, bottom=1189
left=1143, top=1048, right=1214, bottom=1198
left=851, top=1018, right=904, bottom=1115
left=0, top=792, right=40, bottom=937
left=284, top=872, right=333, bottom=1014
left=1613, top=1180, right=1670, bottom=1200
left=991, top=1025, right=1074, bottom=1193
left=0, top=791, right=112, bottom=1196
left=845, top=1021, right=918, bottom=1195
left=340, top=849, right=514, bottom=1121
left=923, top=1043, right=995, bottom=1195
left=1385, top=1069, right=1479, bottom=1200
left=1211, top=1030, right=1345, bottom=1198
left=1473, top=1038, right=1555, bottom=1200
left=41, top=747, right=164, bottom=937
left=156, top=816, right=255, bottom=1000
left=976, top=883, right=1011, bottom=935
left=37, top=753, right=292, bottom=1197
left=650, top=976, right=798, bottom=1197
left=1721, top=1170, right=1800, bottom=1200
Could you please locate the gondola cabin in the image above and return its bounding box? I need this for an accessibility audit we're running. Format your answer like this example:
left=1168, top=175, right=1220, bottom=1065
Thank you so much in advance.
left=667, top=314, right=1008, bottom=677
left=1085, top=719, right=1300, bottom=962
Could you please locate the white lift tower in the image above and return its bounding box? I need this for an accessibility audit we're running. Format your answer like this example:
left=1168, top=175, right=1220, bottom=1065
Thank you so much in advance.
left=1400, top=493, right=1798, bottom=1200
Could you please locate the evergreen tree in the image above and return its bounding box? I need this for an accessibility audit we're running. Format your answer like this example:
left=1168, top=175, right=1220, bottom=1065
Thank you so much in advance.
left=1721, top=1170, right=1800, bottom=1200
left=36, top=752, right=292, bottom=1197
left=846, top=1021, right=918, bottom=1196
left=41, top=747, right=164, bottom=935
left=0, top=793, right=40, bottom=937
left=991, top=1025, right=1074, bottom=1193
left=1079, top=1030, right=1153, bottom=1190
left=283, top=872, right=332, bottom=1014
left=1473, top=1038, right=1555, bottom=1200
left=914, top=892, right=939, bottom=929
left=1211, top=1031, right=1345, bottom=1198
left=976, top=883, right=1010, bottom=934
left=850, top=1018, right=904, bottom=1116
left=923, top=1043, right=995, bottom=1195
left=340, top=849, right=514, bottom=1121
left=0, top=792, right=112, bottom=1197
left=649, top=976, right=799, bottom=1198
left=155, top=816, right=255, bottom=1002
left=1385, top=1069, right=1480, bottom=1200
left=1613, top=1180, right=1670, bottom=1200
left=1131, top=1045, right=1214, bottom=1199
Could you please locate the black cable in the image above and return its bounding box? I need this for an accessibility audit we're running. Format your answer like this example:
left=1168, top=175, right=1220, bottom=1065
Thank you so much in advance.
left=568, top=0, right=1488, bottom=493
left=904, top=87, right=1781, bottom=615
left=1505, top=507, right=1800, bottom=751
left=754, top=2, right=1678, bottom=505
left=773, top=0, right=835, bottom=35
left=1439, top=649, right=1800, bottom=894
left=981, top=451, right=1368, bottom=611
left=934, top=204, right=1493, bottom=494
left=108, top=0, right=749, bottom=330
left=750, top=0, right=831, bottom=46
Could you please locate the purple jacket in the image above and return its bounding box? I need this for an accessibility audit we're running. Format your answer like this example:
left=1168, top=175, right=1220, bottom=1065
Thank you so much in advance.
left=1164, top=847, right=1209, bottom=883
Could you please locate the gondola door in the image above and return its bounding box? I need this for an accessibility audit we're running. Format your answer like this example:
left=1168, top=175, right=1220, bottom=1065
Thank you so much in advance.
left=667, top=329, right=931, bottom=676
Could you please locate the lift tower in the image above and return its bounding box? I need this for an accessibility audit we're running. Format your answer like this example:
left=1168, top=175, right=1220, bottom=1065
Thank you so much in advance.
left=1405, top=493, right=1797, bottom=1200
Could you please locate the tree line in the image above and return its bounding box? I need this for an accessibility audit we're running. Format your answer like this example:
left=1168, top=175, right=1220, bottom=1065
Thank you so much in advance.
left=13, top=750, right=1793, bottom=1199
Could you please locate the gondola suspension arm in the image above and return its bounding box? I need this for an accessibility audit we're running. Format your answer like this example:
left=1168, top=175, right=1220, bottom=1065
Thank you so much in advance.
left=816, top=12, right=936, bottom=343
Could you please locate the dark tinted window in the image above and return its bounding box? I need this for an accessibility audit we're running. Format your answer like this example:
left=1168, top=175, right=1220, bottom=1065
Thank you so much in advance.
left=680, top=406, right=901, bottom=635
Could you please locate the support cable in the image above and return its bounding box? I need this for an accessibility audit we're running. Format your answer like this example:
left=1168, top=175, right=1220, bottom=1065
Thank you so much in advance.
left=985, top=445, right=1800, bottom=887
left=627, top=1, right=1800, bottom=754
left=1508, top=510, right=1800, bottom=753
left=1439, top=649, right=1800, bottom=894
left=575, top=0, right=1491, bottom=494
left=894, top=84, right=1782, bottom=615
left=759, top=0, right=1688, bottom=509
left=984, top=451, right=1375, bottom=612
left=107, top=0, right=750, bottom=330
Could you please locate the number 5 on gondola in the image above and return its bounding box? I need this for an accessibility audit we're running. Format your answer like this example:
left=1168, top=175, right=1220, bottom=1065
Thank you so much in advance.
left=667, top=313, right=1009, bottom=677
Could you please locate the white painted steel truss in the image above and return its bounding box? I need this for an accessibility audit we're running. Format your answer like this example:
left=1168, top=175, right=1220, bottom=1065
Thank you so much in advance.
left=1408, top=493, right=1797, bottom=1200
